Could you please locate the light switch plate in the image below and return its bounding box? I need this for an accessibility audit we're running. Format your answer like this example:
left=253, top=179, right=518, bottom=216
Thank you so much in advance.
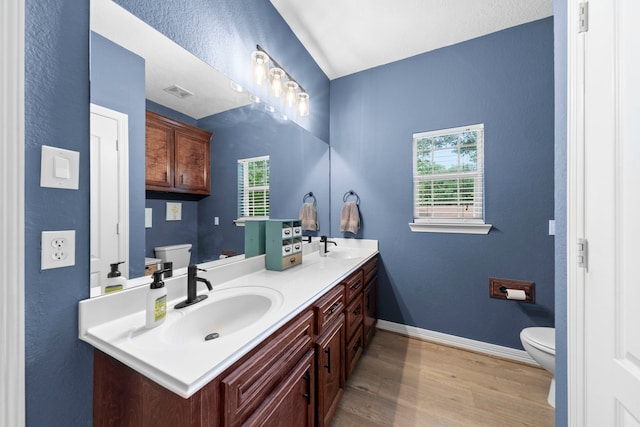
left=166, top=202, right=182, bottom=221
left=145, top=208, right=153, bottom=228
left=40, top=145, right=80, bottom=189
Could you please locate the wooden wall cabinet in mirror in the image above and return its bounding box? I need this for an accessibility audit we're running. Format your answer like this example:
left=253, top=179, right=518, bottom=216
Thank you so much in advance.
left=146, top=110, right=212, bottom=195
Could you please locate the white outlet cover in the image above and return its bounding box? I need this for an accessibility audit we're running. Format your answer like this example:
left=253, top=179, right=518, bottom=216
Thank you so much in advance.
left=41, top=230, right=76, bottom=270
left=166, top=202, right=182, bottom=221
left=40, top=145, right=80, bottom=190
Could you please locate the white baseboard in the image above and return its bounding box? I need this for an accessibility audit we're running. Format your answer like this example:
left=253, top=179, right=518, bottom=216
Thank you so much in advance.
left=377, top=320, right=538, bottom=366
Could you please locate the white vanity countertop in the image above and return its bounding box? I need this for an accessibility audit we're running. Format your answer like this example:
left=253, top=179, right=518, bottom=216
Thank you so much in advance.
left=79, top=238, right=378, bottom=398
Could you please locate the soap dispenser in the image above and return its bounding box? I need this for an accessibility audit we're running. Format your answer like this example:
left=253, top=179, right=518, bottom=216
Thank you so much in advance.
left=146, top=269, right=168, bottom=329
left=103, top=261, right=127, bottom=294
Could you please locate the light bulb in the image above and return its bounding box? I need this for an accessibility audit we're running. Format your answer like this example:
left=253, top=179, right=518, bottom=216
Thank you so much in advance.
left=251, top=51, right=270, bottom=86
left=297, top=92, right=310, bottom=117
left=270, top=68, right=285, bottom=98
left=284, top=81, right=299, bottom=108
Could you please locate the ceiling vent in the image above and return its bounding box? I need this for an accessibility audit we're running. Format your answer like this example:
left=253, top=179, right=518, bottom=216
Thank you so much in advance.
left=163, top=84, right=194, bottom=99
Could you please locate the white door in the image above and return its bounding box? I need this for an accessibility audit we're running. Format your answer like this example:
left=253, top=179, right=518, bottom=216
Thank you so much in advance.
left=574, top=0, right=640, bottom=424
left=90, top=104, right=129, bottom=295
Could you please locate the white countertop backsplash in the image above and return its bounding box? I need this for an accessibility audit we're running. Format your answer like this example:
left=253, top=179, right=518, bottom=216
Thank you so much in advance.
left=79, top=238, right=378, bottom=398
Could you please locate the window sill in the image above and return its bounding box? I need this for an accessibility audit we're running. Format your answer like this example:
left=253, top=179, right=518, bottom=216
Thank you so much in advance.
left=408, top=222, right=492, bottom=234
left=234, top=217, right=269, bottom=227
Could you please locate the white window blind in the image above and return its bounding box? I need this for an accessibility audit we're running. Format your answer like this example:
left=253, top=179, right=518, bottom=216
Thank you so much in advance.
left=412, top=124, right=485, bottom=225
left=237, top=155, right=270, bottom=220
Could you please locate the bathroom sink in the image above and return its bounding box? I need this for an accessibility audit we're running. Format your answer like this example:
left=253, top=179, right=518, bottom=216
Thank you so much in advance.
left=325, top=247, right=367, bottom=260
left=161, top=287, right=283, bottom=345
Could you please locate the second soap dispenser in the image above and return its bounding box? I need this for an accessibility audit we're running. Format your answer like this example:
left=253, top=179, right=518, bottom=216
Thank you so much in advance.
left=146, top=269, right=168, bottom=329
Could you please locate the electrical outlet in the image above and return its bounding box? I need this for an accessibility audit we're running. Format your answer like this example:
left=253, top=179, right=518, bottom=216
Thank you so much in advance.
left=41, top=230, right=76, bottom=270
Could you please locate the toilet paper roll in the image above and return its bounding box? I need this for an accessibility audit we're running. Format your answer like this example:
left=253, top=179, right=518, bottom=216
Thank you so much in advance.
left=506, top=289, right=527, bottom=301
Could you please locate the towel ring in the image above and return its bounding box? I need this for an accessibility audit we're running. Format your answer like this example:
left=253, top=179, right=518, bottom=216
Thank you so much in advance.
left=303, top=192, right=317, bottom=206
left=343, top=190, right=360, bottom=205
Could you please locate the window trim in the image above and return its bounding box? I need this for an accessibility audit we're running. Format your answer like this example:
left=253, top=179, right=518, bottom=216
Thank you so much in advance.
left=235, top=155, right=270, bottom=226
left=410, top=123, right=491, bottom=234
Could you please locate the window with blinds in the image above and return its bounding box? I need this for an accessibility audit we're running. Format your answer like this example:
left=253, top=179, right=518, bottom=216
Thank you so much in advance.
left=412, top=124, right=485, bottom=224
left=237, top=156, right=270, bottom=220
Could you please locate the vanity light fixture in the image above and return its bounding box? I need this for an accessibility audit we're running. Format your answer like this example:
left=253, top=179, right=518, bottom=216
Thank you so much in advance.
left=250, top=44, right=309, bottom=117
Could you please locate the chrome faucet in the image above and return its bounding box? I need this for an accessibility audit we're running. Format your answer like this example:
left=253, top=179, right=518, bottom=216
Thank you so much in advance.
left=319, top=235, right=337, bottom=257
left=175, top=265, right=213, bottom=309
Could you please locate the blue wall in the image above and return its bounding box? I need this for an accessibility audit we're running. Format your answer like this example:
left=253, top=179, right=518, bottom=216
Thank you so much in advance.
left=115, top=0, right=330, bottom=143
left=24, top=0, right=92, bottom=425
left=330, top=18, right=555, bottom=349
left=553, top=0, right=568, bottom=424
left=197, top=105, right=330, bottom=261
left=90, top=32, right=146, bottom=278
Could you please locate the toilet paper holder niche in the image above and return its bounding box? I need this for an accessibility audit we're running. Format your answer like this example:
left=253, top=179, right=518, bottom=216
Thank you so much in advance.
left=489, top=277, right=535, bottom=303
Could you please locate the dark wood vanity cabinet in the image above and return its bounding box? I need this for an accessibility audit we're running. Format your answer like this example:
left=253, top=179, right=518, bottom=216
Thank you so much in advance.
left=93, top=255, right=379, bottom=427
left=145, top=110, right=212, bottom=195
left=314, top=285, right=346, bottom=427
left=363, top=257, right=378, bottom=347
left=342, top=269, right=364, bottom=381
left=221, top=310, right=314, bottom=426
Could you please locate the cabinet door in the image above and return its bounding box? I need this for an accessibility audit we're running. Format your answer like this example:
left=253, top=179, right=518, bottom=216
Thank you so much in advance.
left=244, top=350, right=315, bottom=427
left=174, top=129, right=210, bottom=194
left=145, top=116, right=173, bottom=189
left=364, top=279, right=377, bottom=347
left=316, top=315, right=345, bottom=427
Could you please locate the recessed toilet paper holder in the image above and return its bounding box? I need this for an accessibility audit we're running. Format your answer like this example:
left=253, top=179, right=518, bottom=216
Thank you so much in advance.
left=489, top=277, right=535, bottom=303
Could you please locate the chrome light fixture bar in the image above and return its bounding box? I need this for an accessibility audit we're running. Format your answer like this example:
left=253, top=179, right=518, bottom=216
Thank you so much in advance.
left=250, top=44, right=309, bottom=117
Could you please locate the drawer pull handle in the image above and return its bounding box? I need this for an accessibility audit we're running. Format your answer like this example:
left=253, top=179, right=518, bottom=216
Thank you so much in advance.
left=328, top=302, right=341, bottom=314
left=350, top=283, right=361, bottom=291
left=180, top=173, right=184, bottom=184
left=353, top=306, right=361, bottom=316
left=324, top=348, right=331, bottom=373
left=289, top=257, right=296, bottom=264
left=303, top=371, right=311, bottom=404
left=353, top=338, right=361, bottom=353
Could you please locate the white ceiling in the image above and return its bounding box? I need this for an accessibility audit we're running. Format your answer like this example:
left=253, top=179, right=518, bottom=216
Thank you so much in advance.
left=270, top=0, right=553, bottom=80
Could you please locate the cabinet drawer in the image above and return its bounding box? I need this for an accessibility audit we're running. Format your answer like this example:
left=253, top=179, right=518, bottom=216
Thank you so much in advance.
left=282, top=253, right=302, bottom=269
left=345, top=324, right=364, bottom=381
left=282, top=243, right=293, bottom=257
left=244, top=350, right=315, bottom=427
left=282, top=226, right=293, bottom=238
left=314, top=285, right=345, bottom=336
left=363, top=256, right=378, bottom=285
left=345, top=294, right=363, bottom=341
left=344, top=270, right=364, bottom=302
left=222, top=310, right=314, bottom=426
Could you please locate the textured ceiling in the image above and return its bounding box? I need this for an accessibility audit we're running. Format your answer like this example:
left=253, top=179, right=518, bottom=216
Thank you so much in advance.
left=270, top=0, right=553, bottom=79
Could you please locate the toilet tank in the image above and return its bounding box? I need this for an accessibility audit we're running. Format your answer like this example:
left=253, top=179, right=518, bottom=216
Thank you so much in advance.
left=154, top=244, right=192, bottom=269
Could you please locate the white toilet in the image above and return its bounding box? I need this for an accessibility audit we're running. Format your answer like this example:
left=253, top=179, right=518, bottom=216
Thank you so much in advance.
left=154, top=243, right=192, bottom=269
left=520, top=327, right=556, bottom=407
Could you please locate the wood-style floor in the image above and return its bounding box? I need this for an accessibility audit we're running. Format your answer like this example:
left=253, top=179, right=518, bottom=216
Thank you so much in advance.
left=331, top=329, right=554, bottom=427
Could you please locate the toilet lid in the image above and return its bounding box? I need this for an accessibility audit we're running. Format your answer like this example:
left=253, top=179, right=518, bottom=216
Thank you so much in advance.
left=522, top=327, right=555, bottom=354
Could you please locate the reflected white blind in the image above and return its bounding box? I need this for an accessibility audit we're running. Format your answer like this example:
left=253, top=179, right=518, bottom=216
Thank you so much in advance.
left=238, top=156, right=270, bottom=219
left=413, top=124, right=484, bottom=223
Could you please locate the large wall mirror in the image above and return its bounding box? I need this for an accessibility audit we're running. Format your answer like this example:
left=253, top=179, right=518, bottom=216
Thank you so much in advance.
left=89, top=0, right=330, bottom=297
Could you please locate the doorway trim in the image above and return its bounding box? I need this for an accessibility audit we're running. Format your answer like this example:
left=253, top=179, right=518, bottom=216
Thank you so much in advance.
left=0, top=0, right=26, bottom=425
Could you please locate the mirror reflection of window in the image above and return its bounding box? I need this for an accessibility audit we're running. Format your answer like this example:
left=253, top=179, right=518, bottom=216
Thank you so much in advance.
left=237, top=156, right=270, bottom=221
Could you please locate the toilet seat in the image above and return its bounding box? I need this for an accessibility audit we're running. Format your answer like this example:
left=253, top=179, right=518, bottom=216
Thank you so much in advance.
left=521, top=327, right=555, bottom=355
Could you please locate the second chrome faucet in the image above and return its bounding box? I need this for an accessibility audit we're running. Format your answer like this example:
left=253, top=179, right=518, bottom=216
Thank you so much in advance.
left=175, top=265, right=213, bottom=309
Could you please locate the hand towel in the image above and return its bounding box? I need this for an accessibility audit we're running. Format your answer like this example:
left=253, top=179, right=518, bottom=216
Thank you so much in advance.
left=299, top=202, right=319, bottom=231
left=339, top=201, right=360, bottom=234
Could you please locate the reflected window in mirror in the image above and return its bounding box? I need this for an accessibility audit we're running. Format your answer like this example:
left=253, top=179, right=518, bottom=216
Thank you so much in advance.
left=237, top=156, right=270, bottom=225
